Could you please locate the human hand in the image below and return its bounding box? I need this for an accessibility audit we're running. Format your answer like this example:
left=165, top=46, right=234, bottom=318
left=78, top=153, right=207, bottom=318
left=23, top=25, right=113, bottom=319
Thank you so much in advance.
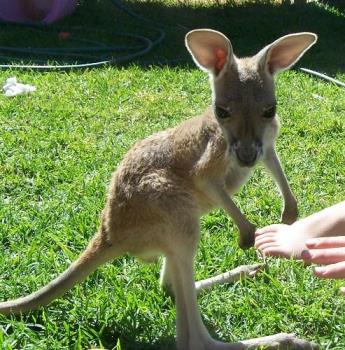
left=301, top=236, right=345, bottom=294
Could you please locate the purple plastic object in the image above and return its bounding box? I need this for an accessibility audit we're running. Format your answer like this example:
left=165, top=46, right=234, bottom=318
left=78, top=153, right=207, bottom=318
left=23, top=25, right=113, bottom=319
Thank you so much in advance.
left=0, top=0, right=77, bottom=24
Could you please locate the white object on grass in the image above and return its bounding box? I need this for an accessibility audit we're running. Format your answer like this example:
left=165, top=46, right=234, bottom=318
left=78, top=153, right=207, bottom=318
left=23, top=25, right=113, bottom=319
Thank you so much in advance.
left=3, top=77, right=36, bottom=97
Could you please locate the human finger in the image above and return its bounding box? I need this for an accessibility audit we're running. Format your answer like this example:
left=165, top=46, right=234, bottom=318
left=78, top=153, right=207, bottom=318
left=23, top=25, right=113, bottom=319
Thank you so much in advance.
left=313, top=261, right=345, bottom=279
left=306, top=236, right=345, bottom=249
left=302, top=247, right=345, bottom=265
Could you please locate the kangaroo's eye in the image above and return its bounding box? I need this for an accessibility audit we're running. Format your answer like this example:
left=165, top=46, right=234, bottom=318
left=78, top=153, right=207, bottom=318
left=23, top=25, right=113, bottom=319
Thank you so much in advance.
left=262, top=105, right=276, bottom=119
left=215, top=105, right=231, bottom=119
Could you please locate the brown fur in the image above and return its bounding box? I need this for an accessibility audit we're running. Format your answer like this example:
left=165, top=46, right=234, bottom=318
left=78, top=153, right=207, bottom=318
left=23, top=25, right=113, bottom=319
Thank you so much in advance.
left=0, top=29, right=318, bottom=349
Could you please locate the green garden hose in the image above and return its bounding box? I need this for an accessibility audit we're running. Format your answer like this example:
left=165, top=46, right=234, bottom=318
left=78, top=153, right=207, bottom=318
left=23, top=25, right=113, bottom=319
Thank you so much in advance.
left=0, top=0, right=165, bottom=70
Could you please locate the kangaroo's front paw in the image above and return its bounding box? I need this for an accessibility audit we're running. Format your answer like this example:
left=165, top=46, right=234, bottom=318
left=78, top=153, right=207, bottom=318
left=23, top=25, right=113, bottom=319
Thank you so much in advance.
left=238, top=224, right=256, bottom=249
left=281, top=201, right=298, bottom=224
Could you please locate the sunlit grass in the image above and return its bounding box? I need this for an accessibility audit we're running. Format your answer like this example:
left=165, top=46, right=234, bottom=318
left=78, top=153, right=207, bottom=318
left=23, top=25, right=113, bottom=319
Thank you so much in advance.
left=0, top=0, right=344, bottom=349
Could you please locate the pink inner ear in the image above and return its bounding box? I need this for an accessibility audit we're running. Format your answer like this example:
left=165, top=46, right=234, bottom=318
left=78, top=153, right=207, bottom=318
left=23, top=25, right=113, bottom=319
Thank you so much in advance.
left=215, top=48, right=227, bottom=72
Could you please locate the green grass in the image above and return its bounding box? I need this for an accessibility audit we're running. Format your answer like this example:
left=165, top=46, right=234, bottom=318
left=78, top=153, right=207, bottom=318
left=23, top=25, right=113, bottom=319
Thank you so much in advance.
left=0, top=0, right=345, bottom=349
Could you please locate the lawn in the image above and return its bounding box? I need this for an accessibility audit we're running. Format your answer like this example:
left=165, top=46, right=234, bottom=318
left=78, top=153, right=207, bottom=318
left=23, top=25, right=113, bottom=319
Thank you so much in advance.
left=0, top=0, right=344, bottom=349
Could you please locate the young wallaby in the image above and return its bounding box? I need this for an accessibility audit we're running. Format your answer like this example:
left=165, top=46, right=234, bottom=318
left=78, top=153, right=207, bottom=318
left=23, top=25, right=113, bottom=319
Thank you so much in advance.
left=0, top=29, right=318, bottom=349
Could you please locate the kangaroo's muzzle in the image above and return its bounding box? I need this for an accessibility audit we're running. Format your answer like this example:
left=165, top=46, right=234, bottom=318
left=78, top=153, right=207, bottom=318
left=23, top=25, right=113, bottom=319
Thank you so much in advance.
left=232, top=140, right=262, bottom=167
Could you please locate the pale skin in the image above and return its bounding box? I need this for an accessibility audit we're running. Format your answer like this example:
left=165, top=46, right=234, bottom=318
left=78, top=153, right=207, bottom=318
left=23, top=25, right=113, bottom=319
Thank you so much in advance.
left=255, top=200, right=345, bottom=290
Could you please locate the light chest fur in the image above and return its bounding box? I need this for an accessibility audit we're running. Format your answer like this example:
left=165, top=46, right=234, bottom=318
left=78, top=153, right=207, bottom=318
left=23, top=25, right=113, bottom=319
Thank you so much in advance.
left=225, top=158, right=252, bottom=194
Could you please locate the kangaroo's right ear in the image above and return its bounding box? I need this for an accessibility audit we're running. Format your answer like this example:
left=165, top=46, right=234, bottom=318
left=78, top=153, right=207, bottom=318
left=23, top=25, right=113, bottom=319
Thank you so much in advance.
left=185, top=29, right=234, bottom=77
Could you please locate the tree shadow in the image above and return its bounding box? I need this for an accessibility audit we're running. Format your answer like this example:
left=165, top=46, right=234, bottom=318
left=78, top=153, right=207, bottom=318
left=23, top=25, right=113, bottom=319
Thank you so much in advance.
left=321, top=0, right=345, bottom=10
left=122, top=0, right=345, bottom=75
left=0, top=1, right=344, bottom=76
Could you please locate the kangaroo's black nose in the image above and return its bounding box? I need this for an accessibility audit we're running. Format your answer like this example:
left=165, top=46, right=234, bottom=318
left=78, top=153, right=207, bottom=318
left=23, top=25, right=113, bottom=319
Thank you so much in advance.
left=236, top=148, right=258, bottom=167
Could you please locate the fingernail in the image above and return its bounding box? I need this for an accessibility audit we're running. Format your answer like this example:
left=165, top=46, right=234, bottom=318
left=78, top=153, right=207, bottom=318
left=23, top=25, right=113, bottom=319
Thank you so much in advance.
left=340, top=287, right=345, bottom=295
left=301, top=249, right=311, bottom=260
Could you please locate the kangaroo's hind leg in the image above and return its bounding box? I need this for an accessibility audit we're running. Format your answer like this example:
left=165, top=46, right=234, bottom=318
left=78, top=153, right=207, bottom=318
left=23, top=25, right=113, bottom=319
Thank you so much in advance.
left=162, top=218, right=213, bottom=350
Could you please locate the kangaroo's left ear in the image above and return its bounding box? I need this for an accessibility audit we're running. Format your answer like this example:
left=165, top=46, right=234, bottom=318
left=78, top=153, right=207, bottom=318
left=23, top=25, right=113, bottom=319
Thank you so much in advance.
left=257, top=32, right=318, bottom=76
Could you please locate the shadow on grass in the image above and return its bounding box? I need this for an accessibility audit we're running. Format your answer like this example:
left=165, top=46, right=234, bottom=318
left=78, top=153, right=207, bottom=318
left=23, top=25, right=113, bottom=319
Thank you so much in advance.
left=0, top=0, right=344, bottom=76
left=73, top=314, right=253, bottom=350
left=75, top=313, right=295, bottom=350
left=89, top=322, right=176, bottom=350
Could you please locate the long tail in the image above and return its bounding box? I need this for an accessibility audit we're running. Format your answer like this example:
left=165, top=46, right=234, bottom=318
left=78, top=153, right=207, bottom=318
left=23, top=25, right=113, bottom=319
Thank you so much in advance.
left=0, top=234, right=116, bottom=315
